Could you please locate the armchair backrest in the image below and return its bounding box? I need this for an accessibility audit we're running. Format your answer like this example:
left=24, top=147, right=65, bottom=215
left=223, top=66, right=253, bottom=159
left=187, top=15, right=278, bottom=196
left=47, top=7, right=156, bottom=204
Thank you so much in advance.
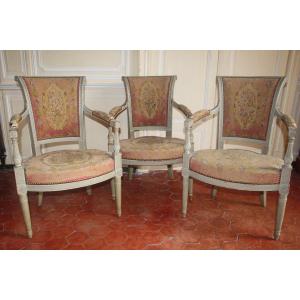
left=16, top=76, right=86, bottom=155
left=217, top=76, right=286, bottom=153
left=122, top=76, right=176, bottom=138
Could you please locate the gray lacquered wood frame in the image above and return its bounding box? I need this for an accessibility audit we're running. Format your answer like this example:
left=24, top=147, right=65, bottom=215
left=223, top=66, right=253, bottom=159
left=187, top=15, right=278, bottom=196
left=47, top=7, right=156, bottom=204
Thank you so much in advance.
left=109, top=76, right=191, bottom=175
left=10, top=76, right=123, bottom=238
left=182, top=76, right=297, bottom=240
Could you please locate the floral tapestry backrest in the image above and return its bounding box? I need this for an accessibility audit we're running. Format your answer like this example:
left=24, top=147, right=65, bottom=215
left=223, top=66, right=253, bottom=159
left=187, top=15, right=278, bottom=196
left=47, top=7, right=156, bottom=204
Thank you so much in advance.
left=222, top=77, right=282, bottom=141
left=21, top=77, right=81, bottom=141
left=125, top=76, right=174, bottom=127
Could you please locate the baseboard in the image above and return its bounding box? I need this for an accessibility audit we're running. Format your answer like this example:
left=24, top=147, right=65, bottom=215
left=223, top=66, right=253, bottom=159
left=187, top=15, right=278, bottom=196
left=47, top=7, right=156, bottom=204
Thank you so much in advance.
left=0, top=164, right=14, bottom=170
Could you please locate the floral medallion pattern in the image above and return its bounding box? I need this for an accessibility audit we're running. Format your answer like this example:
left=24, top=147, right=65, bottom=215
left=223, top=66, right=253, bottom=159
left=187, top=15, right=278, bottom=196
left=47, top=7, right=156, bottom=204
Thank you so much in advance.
left=127, top=77, right=172, bottom=127
left=139, top=81, right=160, bottom=118
left=24, top=149, right=114, bottom=185
left=23, top=77, right=81, bottom=140
left=223, top=77, right=280, bottom=140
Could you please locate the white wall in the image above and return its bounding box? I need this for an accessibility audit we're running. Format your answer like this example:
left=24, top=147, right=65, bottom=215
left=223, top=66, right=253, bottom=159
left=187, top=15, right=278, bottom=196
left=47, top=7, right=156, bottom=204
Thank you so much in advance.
left=1, top=50, right=300, bottom=165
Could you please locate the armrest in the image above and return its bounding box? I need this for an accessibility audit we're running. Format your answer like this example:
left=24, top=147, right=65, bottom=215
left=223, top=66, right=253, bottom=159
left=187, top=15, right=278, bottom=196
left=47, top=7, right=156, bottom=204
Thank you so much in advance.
left=84, top=106, right=112, bottom=128
left=276, top=109, right=297, bottom=130
left=9, top=109, right=28, bottom=130
left=109, top=101, right=127, bottom=119
left=275, top=109, right=297, bottom=183
left=192, top=109, right=210, bottom=124
left=173, top=101, right=192, bottom=118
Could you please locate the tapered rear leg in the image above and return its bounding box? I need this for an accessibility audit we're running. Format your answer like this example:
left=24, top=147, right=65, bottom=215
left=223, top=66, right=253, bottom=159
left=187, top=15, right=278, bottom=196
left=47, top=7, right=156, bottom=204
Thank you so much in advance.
left=167, top=165, right=174, bottom=179
left=86, top=186, right=92, bottom=196
left=38, top=192, right=43, bottom=207
left=211, top=186, right=217, bottom=200
left=260, top=191, right=267, bottom=208
left=128, top=166, right=134, bottom=180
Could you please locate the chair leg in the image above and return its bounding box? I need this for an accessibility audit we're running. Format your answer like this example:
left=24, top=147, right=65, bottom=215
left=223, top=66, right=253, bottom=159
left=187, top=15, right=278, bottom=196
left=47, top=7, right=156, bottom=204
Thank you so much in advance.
left=19, top=193, right=32, bottom=238
left=86, top=186, right=92, bottom=196
left=111, top=178, right=116, bottom=201
left=128, top=166, right=134, bottom=180
left=38, top=192, right=43, bottom=207
left=211, top=186, right=217, bottom=200
left=259, top=191, right=267, bottom=208
left=115, top=176, right=121, bottom=217
left=188, top=178, right=193, bottom=199
left=274, top=192, right=288, bottom=240
left=182, top=176, right=189, bottom=217
left=167, top=165, right=173, bottom=179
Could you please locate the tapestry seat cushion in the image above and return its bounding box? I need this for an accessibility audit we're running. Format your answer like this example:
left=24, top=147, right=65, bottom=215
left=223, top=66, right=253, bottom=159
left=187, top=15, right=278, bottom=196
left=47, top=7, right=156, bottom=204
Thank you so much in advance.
left=120, top=136, right=184, bottom=160
left=24, top=149, right=114, bottom=185
left=190, top=149, right=283, bottom=185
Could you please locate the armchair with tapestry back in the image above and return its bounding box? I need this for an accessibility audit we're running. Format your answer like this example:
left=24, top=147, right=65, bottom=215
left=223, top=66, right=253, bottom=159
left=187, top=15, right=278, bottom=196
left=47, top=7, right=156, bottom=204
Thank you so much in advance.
left=182, top=76, right=297, bottom=240
left=10, top=76, right=122, bottom=238
left=94, top=76, right=192, bottom=179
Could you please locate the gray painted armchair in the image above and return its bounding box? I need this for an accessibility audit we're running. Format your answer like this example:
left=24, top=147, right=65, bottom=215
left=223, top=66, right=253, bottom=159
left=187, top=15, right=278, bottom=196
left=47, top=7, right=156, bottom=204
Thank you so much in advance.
left=10, top=76, right=122, bottom=238
left=94, top=76, right=192, bottom=179
left=182, top=76, right=297, bottom=240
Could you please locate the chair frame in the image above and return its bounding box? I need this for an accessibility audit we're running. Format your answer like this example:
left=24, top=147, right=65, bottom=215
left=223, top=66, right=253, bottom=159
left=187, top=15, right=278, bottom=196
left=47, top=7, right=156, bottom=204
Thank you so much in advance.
left=182, top=76, right=297, bottom=240
left=10, top=76, right=122, bottom=238
left=106, top=75, right=192, bottom=179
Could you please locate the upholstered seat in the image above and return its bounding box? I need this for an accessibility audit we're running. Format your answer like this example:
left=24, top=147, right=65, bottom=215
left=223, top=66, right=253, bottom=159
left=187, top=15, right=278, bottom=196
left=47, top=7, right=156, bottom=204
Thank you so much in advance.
left=120, top=136, right=185, bottom=160
left=190, top=149, right=284, bottom=185
left=24, top=149, right=114, bottom=185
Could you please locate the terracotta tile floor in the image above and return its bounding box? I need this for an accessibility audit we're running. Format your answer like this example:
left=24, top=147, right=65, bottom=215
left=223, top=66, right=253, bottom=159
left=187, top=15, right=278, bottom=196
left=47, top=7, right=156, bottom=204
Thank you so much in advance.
left=0, top=169, right=300, bottom=250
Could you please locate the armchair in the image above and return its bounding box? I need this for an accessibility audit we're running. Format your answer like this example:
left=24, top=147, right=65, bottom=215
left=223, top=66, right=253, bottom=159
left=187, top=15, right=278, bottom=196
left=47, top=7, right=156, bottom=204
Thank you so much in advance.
left=94, top=76, right=191, bottom=179
left=10, top=76, right=122, bottom=238
left=182, top=76, right=297, bottom=240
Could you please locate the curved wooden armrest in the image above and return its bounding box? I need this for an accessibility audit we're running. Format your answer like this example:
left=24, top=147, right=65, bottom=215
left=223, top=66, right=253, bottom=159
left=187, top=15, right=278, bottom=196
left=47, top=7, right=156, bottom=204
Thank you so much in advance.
left=276, top=110, right=297, bottom=130
left=192, top=109, right=210, bottom=124
left=109, top=102, right=127, bottom=119
left=173, top=101, right=192, bottom=118
left=92, top=111, right=112, bottom=128
left=9, top=110, right=28, bottom=130
left=275, top=109, right=297, bottom=168
left=84, top=106, right=112, bottom=128
left=9, top=114, right=22, bottom=128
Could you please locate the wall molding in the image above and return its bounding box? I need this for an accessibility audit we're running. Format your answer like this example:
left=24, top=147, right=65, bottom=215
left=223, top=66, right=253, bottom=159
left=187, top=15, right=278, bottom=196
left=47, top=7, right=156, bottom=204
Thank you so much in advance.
left=0, top=50, right=27, bottom=83
left=0, top=93, right=16, bottom=164
left=30, top=50, right=130, bottom=82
